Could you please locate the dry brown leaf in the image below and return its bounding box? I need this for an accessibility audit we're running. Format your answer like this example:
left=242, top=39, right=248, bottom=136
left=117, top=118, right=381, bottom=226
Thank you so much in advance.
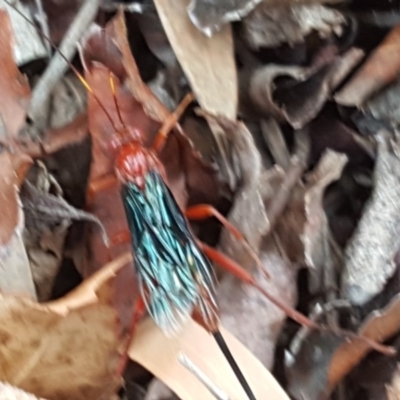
left=129, top=318, right=290, bottom=400
left=0, top=253, right=129, bottom=400
left=21, top=164, right=105, bottom=301
left=335, top=25, right=400, bottom=108
left=287, top=293, right=400, bottom=400
left=0, top=9, right=31, bottom=139
left=154, top=0, right=237, bottom=119
left=113, top=11, right=171, bottom=124
left=247, top=48, right=364, bottom=129
left=274, top=149, right=347, bottom=273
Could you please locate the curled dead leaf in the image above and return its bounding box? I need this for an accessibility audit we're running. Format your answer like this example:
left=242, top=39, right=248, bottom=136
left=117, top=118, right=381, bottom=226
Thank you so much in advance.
left=246, top=48, right=364, bottom=129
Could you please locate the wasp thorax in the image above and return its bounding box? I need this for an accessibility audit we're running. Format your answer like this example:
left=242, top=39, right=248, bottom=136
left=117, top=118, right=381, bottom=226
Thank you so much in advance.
left=115, top=143, right=161, bottom=188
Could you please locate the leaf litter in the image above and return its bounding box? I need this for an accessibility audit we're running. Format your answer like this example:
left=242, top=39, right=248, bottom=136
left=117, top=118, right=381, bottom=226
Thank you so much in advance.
left=1, top=0, right=400, bottom=399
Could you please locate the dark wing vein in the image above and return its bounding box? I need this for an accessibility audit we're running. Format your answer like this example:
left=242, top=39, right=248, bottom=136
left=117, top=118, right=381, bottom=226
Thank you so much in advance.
left=121, top=171, right=217, bottom=334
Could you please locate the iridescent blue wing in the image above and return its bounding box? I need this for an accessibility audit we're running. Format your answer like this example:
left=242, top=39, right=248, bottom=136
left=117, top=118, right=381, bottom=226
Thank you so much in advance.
left=121, top=171, right=217, bottom=334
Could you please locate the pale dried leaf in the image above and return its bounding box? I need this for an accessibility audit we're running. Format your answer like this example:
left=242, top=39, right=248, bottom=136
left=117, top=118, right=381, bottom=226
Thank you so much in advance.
left=0, top=254, right=130, bottom=400
left=129, top=318, right=290, bottom=400
left=154, top=0, right=237, bottom=119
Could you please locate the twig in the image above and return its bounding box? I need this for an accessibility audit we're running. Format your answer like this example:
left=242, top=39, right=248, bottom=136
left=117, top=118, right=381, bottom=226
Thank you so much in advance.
left=33, top=0, right=51, bottom=57
left=178, top=353, right=230, bottom=400
left=26, top=0, right=99, bottom=131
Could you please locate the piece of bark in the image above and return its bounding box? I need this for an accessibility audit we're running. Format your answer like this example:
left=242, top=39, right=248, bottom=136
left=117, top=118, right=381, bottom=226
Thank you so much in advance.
left=242, top=4, right=345, bottom=49
left=187, top=0, right=343, bottom=36
left=342, top=132, right=400, bottom=305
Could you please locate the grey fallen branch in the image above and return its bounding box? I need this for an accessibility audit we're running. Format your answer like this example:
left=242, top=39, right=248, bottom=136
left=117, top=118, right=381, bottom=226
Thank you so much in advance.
left=342, top=131, right=400, bottom=305
left=21, top=180, right=108, bottom=246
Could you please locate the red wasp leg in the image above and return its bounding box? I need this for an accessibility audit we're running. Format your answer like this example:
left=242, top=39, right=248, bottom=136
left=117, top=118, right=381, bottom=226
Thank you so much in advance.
left=110, top=230, right=131, bottom=246
left=200, top=242, right=395, bottom=356
left=185, top=204, right=269, bottom=277
left=115, top=295, right=146, bottom=377
left=87, top=175, right=118, bottom=203
left=198, top=241, right=317, bottom=329
left=152, top=92, right=195, bottom=153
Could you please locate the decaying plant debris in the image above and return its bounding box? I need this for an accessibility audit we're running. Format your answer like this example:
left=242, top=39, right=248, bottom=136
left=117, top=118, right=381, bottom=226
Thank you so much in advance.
left=2, top=0, right=400, bottom=399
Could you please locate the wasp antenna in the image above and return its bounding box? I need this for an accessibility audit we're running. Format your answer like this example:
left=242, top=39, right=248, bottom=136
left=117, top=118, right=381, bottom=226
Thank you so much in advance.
left=212, top=330, right=257, bottom=400
left=2, top=0, right=118, bottom=132
left=109, top=72, right=126, bottom=131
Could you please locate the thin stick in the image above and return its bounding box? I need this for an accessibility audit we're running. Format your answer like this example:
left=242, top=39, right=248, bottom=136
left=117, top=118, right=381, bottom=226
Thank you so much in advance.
left=3, top=0, right=118, bottom=133
left=178, top=352, right=230, bottom=400
left=26, top=0, right=99, bottom=129
left=33, top=0, right=51, bottom=57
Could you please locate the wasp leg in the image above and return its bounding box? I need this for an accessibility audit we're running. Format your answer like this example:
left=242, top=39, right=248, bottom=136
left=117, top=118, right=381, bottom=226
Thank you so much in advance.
left=185, top=204, right=268, bottom=277
left=110, top=230, right=131, bottom=247
left=198, top=241, right=317, bottom=329
left=87, top=175, right=118, bottom=203
left=152, top=92, right=195, bottom=153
